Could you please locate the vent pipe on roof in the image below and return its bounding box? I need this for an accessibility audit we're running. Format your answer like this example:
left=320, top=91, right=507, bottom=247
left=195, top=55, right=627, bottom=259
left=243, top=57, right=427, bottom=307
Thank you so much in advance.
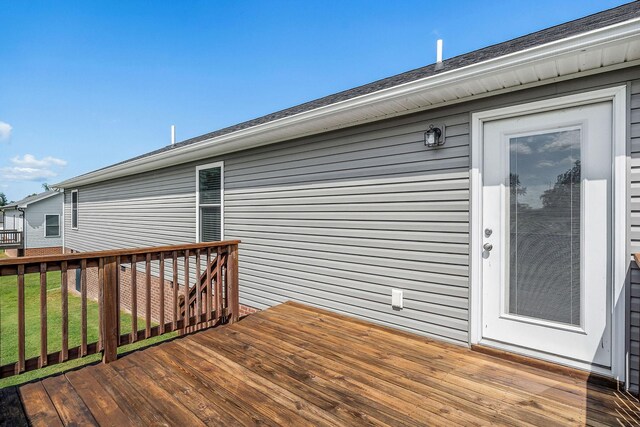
left=171, top=125, right=176, bottom=146
left=436, top=39, right=443, bottom=70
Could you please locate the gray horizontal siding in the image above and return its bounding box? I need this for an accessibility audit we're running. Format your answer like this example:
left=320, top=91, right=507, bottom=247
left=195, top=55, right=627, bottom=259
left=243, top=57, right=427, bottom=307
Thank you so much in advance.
left=222, top=108, right=470, bottom=344
left=64, top=162, right=197, bottom=251
left=65, top=68, right=640, bottom=360
left=25, top=194, right=63, bottom=249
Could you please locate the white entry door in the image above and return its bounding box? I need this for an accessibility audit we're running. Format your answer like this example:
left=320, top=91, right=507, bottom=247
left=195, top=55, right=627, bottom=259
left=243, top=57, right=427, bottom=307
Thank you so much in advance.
left=481, top=102, right=612, bottom=369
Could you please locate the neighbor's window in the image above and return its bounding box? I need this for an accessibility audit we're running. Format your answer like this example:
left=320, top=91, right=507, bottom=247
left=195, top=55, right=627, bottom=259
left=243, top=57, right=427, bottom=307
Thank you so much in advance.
left=197, top=164, right=223, bottom=242
left=45, top=215, right=60, bottom=237
left=71, top=190, right=78, bottom=229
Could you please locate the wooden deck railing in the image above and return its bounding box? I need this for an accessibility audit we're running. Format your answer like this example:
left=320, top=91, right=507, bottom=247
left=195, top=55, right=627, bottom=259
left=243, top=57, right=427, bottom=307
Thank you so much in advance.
left=0, top=240, right=240, bottom=379
left=0, top=229, right=23, bottom=248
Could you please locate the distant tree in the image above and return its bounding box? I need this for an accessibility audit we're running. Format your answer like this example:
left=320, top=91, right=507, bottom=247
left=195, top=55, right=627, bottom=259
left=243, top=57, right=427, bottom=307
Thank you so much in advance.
left=0, top=192, right=6, bottom=207
left=42, top=183, right=50, bottom=191
left=509, top=173, right=527, bottom=196
left=510, top=173, right=531, bottom=210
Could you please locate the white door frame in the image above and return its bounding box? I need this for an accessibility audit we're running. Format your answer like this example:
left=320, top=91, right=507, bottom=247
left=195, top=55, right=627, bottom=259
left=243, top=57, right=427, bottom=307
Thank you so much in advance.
left=470, top=86, right=628, bottom=383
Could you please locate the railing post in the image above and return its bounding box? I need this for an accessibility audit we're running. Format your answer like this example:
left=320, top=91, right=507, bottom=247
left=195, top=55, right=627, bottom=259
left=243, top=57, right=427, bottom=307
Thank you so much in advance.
left=227, top=243, right=239, bottom=324
left=103, top=256, right=118, bottom=363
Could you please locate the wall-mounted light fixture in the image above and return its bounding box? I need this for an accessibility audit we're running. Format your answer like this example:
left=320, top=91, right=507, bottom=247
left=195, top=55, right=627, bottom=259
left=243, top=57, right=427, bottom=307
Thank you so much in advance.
left=424, top=124, right=445, bottom=147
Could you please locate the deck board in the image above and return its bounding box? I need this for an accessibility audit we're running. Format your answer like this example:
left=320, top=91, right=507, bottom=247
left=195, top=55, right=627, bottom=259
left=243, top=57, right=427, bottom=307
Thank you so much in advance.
left=6, top=302, right=640, bottom=426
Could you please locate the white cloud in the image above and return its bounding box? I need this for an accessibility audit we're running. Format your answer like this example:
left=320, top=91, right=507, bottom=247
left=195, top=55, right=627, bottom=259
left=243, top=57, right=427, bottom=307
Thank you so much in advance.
left=510, top=142, right=532, bottom=155
left=536, top=155, right=577, bottom=169
left=0, top=154, right=67, bottom=182
left=0, top=121, right=12, bottom=141
left=536, top=160, right=556, bottom=168
left=10, top=154, right=67, bottom=168
left=539, top=131, right=580, bottom=152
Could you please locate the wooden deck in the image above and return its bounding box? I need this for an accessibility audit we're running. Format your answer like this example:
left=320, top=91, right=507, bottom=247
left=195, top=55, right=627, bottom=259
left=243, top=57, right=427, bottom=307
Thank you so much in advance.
left=4, top=302, right=640, bottom=426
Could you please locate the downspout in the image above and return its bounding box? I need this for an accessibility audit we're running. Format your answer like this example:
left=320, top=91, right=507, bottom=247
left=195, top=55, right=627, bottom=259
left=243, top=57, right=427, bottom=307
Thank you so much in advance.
left=18, top=207, right=25, bottom=253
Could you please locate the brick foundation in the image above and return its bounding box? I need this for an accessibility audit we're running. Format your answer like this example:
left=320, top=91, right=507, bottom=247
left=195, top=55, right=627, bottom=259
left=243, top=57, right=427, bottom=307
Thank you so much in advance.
left=239, top=304, right=260, bottom=317
left=69, top=265, right=178, bottom=324
left=24, top=246, right=63, bottom=257
left=66, top=258, right=259, bottom=323
left=2, top=246, right=62, bottom=257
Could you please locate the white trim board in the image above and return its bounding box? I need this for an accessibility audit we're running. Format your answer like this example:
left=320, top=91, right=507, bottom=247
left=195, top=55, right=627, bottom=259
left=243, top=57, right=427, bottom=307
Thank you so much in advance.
left=469, top=86, right=628, bottom=384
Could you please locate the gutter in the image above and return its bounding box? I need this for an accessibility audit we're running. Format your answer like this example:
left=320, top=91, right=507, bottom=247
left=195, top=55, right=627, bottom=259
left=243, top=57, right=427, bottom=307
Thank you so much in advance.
left=54, top=17, right=640, bottom=188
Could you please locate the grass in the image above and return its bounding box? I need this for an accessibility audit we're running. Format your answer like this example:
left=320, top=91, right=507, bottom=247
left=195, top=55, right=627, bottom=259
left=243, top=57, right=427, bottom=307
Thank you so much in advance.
left=0, top=249, right=7, bottom=259
left=0, top=270, right=177, bottom=388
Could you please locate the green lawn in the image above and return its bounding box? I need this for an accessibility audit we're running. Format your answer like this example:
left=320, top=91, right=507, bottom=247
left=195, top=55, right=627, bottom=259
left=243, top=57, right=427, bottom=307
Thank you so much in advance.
left=0, top=270, right=177, bottom=388
left=0, top=249, right=7, bottom=259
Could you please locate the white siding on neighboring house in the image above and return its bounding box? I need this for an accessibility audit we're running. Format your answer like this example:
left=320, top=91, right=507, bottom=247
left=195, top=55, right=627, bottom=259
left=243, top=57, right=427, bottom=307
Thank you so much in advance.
left=2, top=209, right=22, bottom=231
left=63, top=68, right=640, bottom=389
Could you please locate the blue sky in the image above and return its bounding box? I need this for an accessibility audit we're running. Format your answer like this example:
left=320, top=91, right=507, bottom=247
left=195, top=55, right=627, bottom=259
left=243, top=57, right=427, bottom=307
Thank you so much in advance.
left=0, top=0, right=628, bottom=201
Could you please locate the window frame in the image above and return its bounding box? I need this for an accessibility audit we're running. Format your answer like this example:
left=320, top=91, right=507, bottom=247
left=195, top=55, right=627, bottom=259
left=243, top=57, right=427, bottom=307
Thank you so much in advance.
left=71, top=189, right=79, bottom=230
left=195, top=162, right=224, bottom=243
left=44, top=214, right=61, bottom=238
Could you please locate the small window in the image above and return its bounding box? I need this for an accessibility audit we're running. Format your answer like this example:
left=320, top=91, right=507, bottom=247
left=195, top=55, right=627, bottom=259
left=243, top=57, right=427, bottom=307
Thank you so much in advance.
left=197, top=164, right=223, bottom=242
left=45, top=215, right=60, bottom=237
left=71, top=190, right=78, bottom=229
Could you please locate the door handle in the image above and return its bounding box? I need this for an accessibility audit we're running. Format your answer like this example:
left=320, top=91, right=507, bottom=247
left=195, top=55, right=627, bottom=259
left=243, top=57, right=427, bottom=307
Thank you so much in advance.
left=483, top=243, right=493, bottom=251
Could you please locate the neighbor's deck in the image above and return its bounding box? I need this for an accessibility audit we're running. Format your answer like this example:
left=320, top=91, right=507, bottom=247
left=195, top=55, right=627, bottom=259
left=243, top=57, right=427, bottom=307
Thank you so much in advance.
left=5, top=302, right=640, bottom=426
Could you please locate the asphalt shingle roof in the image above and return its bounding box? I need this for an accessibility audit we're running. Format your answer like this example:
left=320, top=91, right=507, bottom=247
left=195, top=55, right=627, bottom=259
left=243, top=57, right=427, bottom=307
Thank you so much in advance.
left=2, top=190, right=60, bottom=210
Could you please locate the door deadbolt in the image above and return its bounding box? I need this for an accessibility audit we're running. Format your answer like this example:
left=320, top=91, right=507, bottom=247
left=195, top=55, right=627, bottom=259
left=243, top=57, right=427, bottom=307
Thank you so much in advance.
left=483, top=243, right=493, bottom=251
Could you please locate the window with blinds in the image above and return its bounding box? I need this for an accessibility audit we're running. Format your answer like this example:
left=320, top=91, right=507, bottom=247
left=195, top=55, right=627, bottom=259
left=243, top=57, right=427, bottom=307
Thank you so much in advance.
left=45, top=214, right=60, bottom=237
left=197, top=165, right=223, bottom=242
left=71, top=190, right=78, bottom=229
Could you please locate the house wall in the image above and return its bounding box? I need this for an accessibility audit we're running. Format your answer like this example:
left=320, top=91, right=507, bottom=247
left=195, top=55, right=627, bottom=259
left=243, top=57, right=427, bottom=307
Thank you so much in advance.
left=64, top=67, right=640, bottom=387
left=24, top=193, right=63, bottom=250
left=628, top=80, right=640, bottom=393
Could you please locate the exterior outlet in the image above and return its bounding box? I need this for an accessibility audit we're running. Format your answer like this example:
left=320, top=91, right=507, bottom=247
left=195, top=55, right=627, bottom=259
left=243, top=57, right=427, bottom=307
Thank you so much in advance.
left=392, top=289, right=403, bottom=310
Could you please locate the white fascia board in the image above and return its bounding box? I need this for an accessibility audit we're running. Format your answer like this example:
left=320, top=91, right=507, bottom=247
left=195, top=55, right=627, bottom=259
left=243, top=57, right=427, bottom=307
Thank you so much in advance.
left=54, top=17, right=640, bottom=188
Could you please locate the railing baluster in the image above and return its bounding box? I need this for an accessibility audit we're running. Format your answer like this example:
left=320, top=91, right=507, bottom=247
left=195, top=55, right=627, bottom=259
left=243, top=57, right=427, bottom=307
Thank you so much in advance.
left=131, top=254, right=137, bottom=342
left=159, top=252, right=165, bottom=334
left=103, top=256, right=118, bottom=363
left=206, top=248, right=212, bottom=325
left=215, top=247, right=222, bottom=323
left=17, top=265, right=25, bottom=374
left=81, top=259, right=87, bottom=357
left=61, top=261, right=68, bottom=362
left=228, top=244, right=239, bottom=323
left=183, top=249, right=190, bottom=330
left=39, top=263, right=47, bottom=368
left=196, top=249, right=202, bottom=327
left=145, top=253, right=151, bottom=339
left=116, top=256, right=121, bottom=344
left=98, top=258, right=104, bottom=352
left=172, top=251, right=178, bottom=331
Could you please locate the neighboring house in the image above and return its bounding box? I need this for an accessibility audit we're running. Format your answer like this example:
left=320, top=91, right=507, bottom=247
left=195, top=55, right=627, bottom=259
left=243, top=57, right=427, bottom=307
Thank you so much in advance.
left=54, top=3, right=640, bottom=392
left=0, top=191, right=64, bottom=257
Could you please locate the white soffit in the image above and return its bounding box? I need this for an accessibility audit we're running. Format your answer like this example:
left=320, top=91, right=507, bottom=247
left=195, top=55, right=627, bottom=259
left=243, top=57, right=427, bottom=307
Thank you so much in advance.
left=56, top=17, right=640, bottom=188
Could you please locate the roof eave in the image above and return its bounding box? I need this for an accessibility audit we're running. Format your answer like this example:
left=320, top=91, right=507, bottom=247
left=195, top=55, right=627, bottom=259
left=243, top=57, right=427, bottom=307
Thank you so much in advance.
left=54, top=16, right=640, bottom=189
